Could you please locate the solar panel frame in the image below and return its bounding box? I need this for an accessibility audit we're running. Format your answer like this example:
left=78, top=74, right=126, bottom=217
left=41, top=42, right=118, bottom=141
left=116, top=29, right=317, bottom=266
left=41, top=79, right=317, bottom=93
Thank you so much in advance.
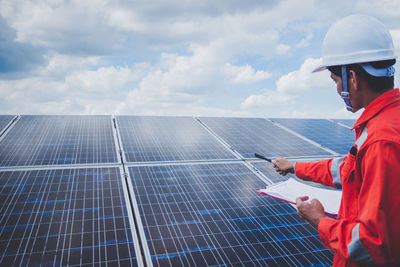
left=271, top=118, right=355, bottom=155
left=126, top=162, right=333, bottom=266
left=116, top=116, right=237, bottom=163
left=0, top=115, right=119, bottom=167
left=0, top=166, right=141, bottom=266
left=198, top=117, right=333, bottom=159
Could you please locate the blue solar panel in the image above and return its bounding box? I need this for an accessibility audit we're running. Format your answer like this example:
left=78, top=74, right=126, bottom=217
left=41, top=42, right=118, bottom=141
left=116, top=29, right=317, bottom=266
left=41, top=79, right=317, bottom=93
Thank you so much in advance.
left=199, top=117, right=332, bottom=158
left=0, top=116, right=118, bottom=167
left=0, top=167, right=139, bottom=266
left=128, top=163, right=333, bottom=266
left=0, top=115, right=15, bottom=134
left=117, top=116, right=236, bottom=162
left=332, top=119, right=356, bottom=128
left=272, top=118, right=355, bottom=155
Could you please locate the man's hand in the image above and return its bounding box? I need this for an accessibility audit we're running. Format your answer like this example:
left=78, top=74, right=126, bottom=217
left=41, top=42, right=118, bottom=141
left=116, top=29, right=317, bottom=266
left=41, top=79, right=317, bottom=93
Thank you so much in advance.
left=272, top=157, right=295, bottom=176
left=296, top=196, right=326, bottom=228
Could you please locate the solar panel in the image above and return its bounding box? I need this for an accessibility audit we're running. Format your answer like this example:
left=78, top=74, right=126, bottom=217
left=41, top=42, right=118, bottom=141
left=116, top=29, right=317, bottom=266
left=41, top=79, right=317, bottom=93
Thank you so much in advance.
left=271, top=118, right=355, bottom=155
left=0, top=167, right=139, bottom=266
left=116, top=116, right=236, bottom=162
left=128, top=163, right=333, bottom=266
left=0, top=116, right=118, bottom=167
left=0, top=115, right=15, bottom=134
left=198, top=117, right=332, bottom=158
left=332, top=119, right=356, bottom=128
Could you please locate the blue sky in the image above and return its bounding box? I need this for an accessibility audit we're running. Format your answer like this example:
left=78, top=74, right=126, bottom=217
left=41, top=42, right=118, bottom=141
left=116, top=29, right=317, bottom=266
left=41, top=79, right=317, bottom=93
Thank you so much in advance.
left=0, top=0, right=399, bottom=118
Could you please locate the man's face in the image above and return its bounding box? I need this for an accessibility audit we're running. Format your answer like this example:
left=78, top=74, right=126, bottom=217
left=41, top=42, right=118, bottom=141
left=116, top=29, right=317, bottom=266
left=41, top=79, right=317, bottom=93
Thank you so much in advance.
left=330, top=72, right=342, bottom=96
left=330, top=70, right=361, bottom=113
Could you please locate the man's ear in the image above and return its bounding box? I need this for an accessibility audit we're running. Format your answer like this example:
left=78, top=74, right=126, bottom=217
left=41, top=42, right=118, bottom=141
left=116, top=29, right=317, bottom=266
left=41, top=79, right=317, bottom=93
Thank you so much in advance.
left=348, top=70, right=360, bottom=91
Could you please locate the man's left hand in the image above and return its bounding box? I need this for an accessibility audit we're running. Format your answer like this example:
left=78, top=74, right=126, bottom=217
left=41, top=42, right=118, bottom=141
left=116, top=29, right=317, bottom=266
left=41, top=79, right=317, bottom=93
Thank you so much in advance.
left=296, top=196, right=326, bottom=228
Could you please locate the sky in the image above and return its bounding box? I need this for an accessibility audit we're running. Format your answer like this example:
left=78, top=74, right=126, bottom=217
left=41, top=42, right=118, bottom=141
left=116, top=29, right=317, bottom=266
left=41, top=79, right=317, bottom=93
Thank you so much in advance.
left=0, top=0, right=400, bottom=118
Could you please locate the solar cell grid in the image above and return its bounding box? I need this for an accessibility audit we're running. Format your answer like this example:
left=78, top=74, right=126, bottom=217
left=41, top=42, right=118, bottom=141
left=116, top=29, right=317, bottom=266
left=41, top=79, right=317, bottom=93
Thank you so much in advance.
left=199, top=117, right=332, bottom=158
left=0, top=115, right=118, bottom=167
left=128, top=163, right=333, bottom=266
left=272, top=118, right=355, bottom=155
left=0, top=115, right=15, bottom=134
left=0, top=167, right=138, bottom=266
left=117, top=116, right=236, bottom=162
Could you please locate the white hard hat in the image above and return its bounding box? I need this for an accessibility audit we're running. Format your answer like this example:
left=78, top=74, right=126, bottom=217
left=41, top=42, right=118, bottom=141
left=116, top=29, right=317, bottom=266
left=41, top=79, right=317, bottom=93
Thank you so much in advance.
left=313, top=14, right=397, bottom=73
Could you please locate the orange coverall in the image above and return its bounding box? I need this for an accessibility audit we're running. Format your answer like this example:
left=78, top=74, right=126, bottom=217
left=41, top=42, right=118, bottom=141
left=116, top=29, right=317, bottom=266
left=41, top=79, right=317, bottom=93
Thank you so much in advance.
left=295, top=88, right=400, bottom=266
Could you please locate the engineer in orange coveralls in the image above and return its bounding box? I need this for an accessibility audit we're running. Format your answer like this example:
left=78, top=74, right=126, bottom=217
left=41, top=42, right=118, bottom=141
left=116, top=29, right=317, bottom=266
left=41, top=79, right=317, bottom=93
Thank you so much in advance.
left=272, top=15, right=400, bottom=266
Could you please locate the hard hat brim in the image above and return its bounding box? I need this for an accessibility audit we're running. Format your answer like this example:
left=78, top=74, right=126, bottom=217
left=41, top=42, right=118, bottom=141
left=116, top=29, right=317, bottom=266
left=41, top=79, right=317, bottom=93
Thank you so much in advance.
left=312, top=65, right=327, bottom=73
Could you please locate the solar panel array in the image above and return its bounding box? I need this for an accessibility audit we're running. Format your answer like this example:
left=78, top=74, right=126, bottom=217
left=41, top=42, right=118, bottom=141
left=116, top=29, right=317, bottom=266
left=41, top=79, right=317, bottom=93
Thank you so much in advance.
left=0, top=115, right=356, bottom=266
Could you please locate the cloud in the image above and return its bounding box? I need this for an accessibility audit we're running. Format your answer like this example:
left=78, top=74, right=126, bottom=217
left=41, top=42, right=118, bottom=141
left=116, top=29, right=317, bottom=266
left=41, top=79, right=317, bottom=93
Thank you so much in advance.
left=295, top=32, right=313, bottom=48
left=0, top=15, right=44, bottom=73
left=223, top=63, right=272, bottom=84
left=240, top=90, right=295, bottom=109
left=1, top=0, right=399, bottom=117
left=241, top=58, right=331, bottom=109
left=276, top=58, right=330, bottom=93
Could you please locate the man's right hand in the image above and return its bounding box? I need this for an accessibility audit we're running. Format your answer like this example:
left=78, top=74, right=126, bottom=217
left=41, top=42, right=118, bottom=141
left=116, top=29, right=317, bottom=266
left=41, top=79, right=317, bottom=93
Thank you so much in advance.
left=272, top=157, right=295, bottom=176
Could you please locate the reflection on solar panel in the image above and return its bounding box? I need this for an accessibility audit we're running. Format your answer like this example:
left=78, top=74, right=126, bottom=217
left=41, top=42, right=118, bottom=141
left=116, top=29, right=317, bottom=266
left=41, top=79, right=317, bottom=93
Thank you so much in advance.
left=128, top=163, right=333, bottom=266
left=199, top=117, right=332, bottom=158
left=332, top=119, right=356, bottom=128
left=0, top=115, right=118, bottom=166
left=0, top=167, right=138, bottom=266
left=272, top=118, right=355, bottom=155
left=0, top=115, right=15, bottom=134
left=117, top=116, right=236, bottom=162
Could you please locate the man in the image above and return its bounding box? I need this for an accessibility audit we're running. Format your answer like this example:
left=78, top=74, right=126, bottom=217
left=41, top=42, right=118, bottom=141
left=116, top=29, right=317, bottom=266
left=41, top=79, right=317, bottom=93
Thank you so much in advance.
left=272, top=14, right=400, bottom=266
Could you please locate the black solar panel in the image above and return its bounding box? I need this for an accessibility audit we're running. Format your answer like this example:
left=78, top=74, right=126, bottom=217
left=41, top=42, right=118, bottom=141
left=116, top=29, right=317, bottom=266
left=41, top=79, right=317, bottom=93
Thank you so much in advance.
left=272, top=118, right=355, bottom=155
left=128, top=163, right=333, bottom=266
left=0, top=116, right=118, bottom=167
left=117, top=116, right=236, bottom=162
left=0, top=167, right=139, bottom=266
left=198, top=117, right=332, bottom=158
left=0, top=115, right=15, bottom=134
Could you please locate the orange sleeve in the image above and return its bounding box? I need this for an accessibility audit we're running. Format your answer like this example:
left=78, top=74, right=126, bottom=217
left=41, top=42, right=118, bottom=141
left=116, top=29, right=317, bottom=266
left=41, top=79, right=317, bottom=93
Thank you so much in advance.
left=294, top=158, right=339, bottom=188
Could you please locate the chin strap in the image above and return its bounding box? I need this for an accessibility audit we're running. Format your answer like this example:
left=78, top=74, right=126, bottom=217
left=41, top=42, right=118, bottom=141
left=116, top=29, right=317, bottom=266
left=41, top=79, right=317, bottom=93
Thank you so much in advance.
left=341, top=65, right=354, bottom=112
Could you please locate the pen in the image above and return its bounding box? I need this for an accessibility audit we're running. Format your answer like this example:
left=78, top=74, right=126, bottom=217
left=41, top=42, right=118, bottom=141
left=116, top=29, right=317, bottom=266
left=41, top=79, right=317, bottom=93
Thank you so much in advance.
left=254, top=153, right=272, bottom=163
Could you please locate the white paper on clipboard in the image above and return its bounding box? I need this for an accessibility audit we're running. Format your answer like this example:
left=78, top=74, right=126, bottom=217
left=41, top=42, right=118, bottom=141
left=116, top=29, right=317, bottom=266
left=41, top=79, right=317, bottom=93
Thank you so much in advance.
left=257, top=178, right=342, bottom=216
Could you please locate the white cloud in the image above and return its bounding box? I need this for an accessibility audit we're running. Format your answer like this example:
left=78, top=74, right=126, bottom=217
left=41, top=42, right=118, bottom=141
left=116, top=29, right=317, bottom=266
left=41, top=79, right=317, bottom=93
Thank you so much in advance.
left=240, top=90, right=295, bottom=109
left=276, top=44, right=291, bottom=55
left=240, top=58, right=331, bottom=109
left=223, top=64, right=272, bottom=84
left=296, top=33, right=313, bottom=48
left=276, top=58, right=330, bottom=93
left=1, top=0, right=400, bottom=117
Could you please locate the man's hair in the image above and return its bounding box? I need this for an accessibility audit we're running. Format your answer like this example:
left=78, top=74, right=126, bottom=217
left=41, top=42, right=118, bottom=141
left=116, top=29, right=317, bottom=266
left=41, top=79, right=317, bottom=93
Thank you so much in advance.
left=328, top=59, right=396, bottom=93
